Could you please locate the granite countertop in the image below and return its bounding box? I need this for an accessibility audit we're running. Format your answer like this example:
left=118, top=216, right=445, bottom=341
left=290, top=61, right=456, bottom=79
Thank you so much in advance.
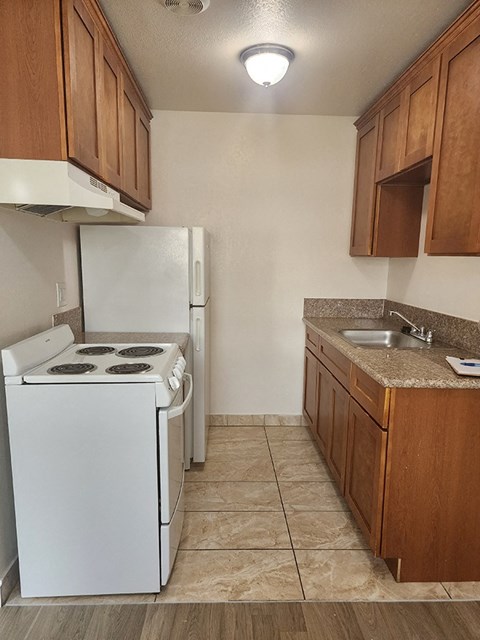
left=303, top=317, right=480, bottom=390
left=83, top=332, right=190, bottom=355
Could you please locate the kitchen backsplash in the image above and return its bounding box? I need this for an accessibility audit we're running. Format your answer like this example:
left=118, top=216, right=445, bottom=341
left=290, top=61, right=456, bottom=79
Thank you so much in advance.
left=305, top=298, right=480, bottom=355
left=52, top=306, right=83, bottom=343
left=303, top=298, right=384, bottom=318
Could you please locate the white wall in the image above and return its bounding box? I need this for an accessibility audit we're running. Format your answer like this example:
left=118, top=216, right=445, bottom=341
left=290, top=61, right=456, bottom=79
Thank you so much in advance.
left=148, top=111, right=388, bottom=414
left=387, top=186, right=480, bottom=322
left=0, top=206, right=80, bottom=580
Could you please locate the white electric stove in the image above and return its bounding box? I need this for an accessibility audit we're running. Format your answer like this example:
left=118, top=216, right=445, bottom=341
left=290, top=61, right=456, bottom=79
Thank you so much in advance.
left=2, top=324, right=192, bottom=597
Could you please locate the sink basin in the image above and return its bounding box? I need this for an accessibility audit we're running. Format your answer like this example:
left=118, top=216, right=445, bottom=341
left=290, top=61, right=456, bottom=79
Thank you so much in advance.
left=338, top=329, right=431, bottom=349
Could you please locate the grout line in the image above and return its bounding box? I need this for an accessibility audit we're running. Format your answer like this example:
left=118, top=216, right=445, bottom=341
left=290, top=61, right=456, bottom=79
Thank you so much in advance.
left=265, top=427, right=307, bottom=601
left=440, top=583, right=453, bottom=599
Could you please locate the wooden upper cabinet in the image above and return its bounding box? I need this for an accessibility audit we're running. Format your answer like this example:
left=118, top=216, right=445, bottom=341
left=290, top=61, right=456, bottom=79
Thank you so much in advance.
left=376, top=61, right=440, bottom=182
left=98, top=40, right=122, bottom=190
left=349, top=116, right=379, bottom=256
left=136, top=111, right=152, bottom=209
left=376, top=94, right=403, bottom=181
left=0, top=1, right=67, bottom=160
left=63, top=0, right=101, bottom=175
left=0, top=0, right=151, bottom=210
left=425, top=16, right=480, bottom=255
left=120, top=74, right=152, bottom=209
left=399, top=58, right=440, bottom=171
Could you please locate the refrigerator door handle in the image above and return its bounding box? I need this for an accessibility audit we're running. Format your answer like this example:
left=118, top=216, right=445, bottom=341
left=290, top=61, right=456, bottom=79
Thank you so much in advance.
left=194, top=261, right=202, bottom=298
left=195, top=318, right=201, bottom=352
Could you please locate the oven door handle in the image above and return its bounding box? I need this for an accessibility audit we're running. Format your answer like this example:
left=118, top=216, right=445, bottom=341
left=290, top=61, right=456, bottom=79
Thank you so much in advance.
left=167, top=373, right=193, bottom=419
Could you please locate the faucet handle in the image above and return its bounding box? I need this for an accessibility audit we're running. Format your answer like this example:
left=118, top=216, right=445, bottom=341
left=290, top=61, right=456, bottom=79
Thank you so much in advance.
left=426, top=329, right=434, bottom=343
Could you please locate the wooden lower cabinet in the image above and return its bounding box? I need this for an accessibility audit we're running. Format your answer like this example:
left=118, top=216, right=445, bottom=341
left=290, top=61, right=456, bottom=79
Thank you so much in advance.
left=303, top=348, right=318, bottom=434
left=303, top=325, right=480, bottom=582
left=326, top=376, right=349, bottom=492
left=345, top=399, right=387, bottom=555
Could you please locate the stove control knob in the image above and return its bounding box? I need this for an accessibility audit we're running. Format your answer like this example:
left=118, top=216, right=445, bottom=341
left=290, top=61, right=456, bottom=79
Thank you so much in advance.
left=177, top=356, right=186, bottom=368
left=169, top=376, right=181, bottom=391
left=173, top=365, right=183, bottom=379
left=176, top=360, right=186, bottom=373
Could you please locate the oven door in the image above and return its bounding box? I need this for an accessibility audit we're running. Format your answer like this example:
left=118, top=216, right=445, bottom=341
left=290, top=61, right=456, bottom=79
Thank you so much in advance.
left=158, top=373, right=193, bottom=585
left=158, top=373, right=193, bottom=524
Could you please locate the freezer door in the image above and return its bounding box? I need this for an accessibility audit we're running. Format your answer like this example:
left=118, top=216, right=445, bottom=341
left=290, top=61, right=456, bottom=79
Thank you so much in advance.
left=81, top=226, right=190, bottom=332
left=191, top=303, right=210, bottom=462
left=190, top=227, right=210, bottom=306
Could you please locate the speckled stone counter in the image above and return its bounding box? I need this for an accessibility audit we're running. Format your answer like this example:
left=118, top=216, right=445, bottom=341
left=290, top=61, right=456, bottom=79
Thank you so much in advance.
left=83, top=332, right=190, bottom=355
left=304, top=317, right=480, bottom=390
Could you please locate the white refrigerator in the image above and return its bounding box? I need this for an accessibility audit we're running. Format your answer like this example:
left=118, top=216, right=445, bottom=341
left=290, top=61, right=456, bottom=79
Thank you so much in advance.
left=80, top=226, right=210, bottom=463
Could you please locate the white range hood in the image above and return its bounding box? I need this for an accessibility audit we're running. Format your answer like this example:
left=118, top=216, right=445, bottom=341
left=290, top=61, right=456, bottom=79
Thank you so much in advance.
left=0, top=159, right=145, bottom=223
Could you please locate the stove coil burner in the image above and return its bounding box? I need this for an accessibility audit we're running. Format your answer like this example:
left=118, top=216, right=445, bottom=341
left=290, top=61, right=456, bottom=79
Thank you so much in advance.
left=117, top=346, right=165, bottom=358
left=76, top=346, right=116, bottom=356
left=48, top=363, right=97, bottom=375
left=106, top=363, right=153, bottom=375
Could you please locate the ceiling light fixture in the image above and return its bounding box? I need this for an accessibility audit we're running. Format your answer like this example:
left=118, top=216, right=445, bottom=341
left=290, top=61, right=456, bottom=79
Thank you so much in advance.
left=240, top=44, right=294, bottom=87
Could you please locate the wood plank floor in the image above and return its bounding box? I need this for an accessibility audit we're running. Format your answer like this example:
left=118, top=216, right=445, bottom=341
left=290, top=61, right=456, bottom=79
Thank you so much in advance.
left=2, top=601, right=480, bottom=640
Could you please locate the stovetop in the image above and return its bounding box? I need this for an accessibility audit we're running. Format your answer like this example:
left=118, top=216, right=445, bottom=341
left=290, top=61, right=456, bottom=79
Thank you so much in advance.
left=23, top=342, right=184, bottom=384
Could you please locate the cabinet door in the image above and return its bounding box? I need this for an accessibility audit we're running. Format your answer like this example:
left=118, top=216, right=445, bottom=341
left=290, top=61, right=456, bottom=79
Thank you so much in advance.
left=399, top=58, right=440, bottom=171
left=120, top=74, right=139, bottom=202
left=425, top=17, right=480, bottom=255
left=120, top=74, right=151, bottom=208
left=98, top=39, right=122, bottom=189
left=376, top=94, right=403, bottom=181
left=350, top=116, right=379, bottom=256
left=345, top=399, right=387, bottom=554
left=316, top=363, right=332, bottom=456
left=63, top=0, right=101, bottom=175
left=136, top=110, right=152, bottom=209
left=326, top=376, right=349, bottom=494
left=303, top=348, right=318, bottom=436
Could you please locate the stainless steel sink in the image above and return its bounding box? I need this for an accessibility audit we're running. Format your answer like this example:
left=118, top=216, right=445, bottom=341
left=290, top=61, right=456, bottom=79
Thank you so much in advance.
left=338, top=329, right=432, bottom=349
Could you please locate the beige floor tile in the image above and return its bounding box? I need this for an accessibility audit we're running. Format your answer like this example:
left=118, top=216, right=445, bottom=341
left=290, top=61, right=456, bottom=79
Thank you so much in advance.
left=185, top=457, right=276, bottom=481
left=269, top=441, right=324, bottom=464
left=295, top=550, right=449, bottom=601
left=184, top=481, right=282, bottom=511
left=6, top=583, right=155, bottom=606
left=265, top=414, right=281, bottom=425
left=286, top=512, right=368, bottom=550
left=208, top=426, right=266, bottom=442
left=279, top=481, right=348, bottom=512
left=274, top=460, right=332, bottom=482
left=442, top=582, right=480, bottom=599
left=266, top=426, right=312, bottom=441
left=156, top=550, right=303, bottom=602
left=207, top=439, right=271, bottom=460
left=180, top=512, right=291, bottom=549
left=226, top=415, right=265, bottom=426
left=210, top=415, right=227, bottom=426
left=278, top=416, right=303, bottom=426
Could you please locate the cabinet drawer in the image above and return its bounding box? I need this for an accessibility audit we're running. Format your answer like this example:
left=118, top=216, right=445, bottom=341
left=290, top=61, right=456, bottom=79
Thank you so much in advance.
left=305, top=326, right=320, bottom=355
left=318, top=340, right=351, bottom=390
left=350, top=365, right=390, bottom=427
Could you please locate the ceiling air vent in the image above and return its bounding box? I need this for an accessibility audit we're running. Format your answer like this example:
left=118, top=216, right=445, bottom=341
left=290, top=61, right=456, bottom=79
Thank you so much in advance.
left=163, top=0, right=210, bottom=16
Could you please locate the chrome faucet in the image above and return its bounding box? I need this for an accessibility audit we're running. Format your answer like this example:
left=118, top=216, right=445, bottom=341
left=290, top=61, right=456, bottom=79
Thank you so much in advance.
left=388, top=310, right=434, bottom=344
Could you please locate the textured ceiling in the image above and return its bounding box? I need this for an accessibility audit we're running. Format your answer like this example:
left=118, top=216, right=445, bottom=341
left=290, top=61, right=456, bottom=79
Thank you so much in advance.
left=99, top=0, right=473, bottom=116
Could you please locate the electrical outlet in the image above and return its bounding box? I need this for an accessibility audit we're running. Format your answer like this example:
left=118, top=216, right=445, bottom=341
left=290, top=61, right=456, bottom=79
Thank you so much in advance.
left=56, top=282, right=67, bottom=308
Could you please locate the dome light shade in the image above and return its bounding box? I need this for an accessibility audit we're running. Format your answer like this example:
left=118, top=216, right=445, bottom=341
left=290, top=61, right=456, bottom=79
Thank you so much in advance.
left=240, top=44, right=294, bottom=87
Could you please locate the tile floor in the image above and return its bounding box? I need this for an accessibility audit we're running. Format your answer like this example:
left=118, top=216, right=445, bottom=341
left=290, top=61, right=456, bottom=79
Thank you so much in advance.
left=7, top=424, right=480, bottom=605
